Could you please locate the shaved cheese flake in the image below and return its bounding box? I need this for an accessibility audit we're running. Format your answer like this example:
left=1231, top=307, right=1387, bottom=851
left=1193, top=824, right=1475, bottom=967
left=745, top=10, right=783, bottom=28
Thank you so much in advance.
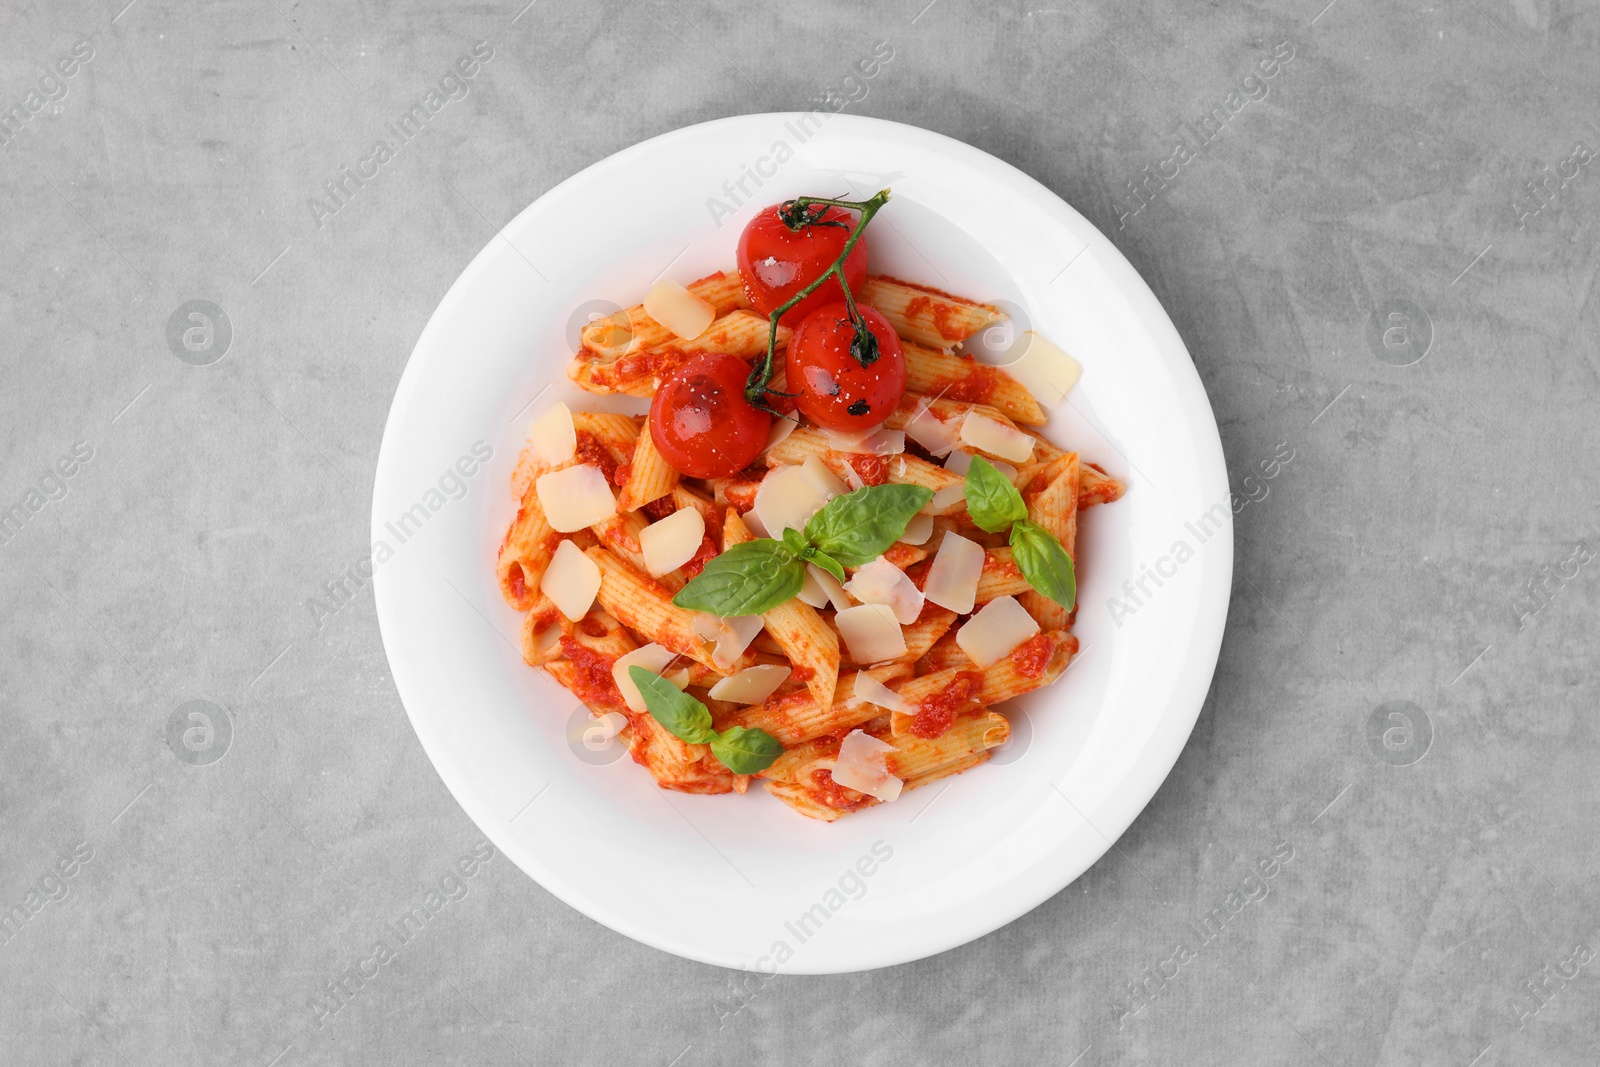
left=639, top=506, right=705, bottom=576
left=753, top=463, right=832, bottom=537
left=956, top=595, right=1040, bottom=668
left=848, top=671, right=910, bottom=714
left=823, top=425, right=905, bottom=456
left=841, top=463, right=865, bottom=491
left=540, top=539, right=602, bottom=620
left=842, top=557, right=924, bottom=625
left=612, top=643, right=689, bottom=713
left=943, top=449, right=972, bottom=475
left=537, top=463, right=616, bottom=532
left=691, top=613, right=765, bottom=671
left=928, top=482, right=967, bottom=513
left=807, top=563, right=854, bottom=612
left=903, top=400, right=960, bottom=456
left=993, top=460, right=1019, bottom=479
left=526, top=402, right=576, bottom=466
left=960, top=411, right=1035, bottom=463
left=643, top=278, right=715, bottom=340
left=763, top=417, right=796, bottom=453
left=923, top=532, right=984, bottom=614
left=795, top=566, right=829, bottom=608
left=1002, top=330, right=1082, bottom=408
left=900, top=514, right=934, bottom=546
left=741, top=508, right=772, bottom=539
left=799, top=455, right=849, bottom=500
left=708, top=664, right=792, bottom=705
left=831, top=729, right=902, bottom=802
left=835, top=603, right=907, bottom=664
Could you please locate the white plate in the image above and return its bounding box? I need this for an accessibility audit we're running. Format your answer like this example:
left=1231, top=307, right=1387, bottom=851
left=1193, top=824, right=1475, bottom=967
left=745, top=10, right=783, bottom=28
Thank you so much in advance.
left=373, top=114, right=1231, bottom=973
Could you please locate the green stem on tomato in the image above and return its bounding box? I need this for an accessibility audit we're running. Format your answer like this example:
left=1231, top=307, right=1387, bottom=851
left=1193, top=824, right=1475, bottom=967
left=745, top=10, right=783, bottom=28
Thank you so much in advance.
left=744, top=188, right=891, bottom=413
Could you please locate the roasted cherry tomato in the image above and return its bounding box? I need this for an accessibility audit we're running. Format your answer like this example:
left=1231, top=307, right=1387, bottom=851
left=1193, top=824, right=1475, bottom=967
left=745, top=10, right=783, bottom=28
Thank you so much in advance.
left=784, top=303, right=906, bottom=431
left=736, top=204, right=870, bottom=328
left=649, top=354, right=771, bottom=479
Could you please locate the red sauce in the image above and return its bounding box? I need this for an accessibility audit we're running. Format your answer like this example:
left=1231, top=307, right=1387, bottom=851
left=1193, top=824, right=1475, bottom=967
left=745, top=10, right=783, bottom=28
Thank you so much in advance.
left=881, top=542, right=920, bottom=570
left=680, top=535, right=718, bottom=580
left=790, top=665, right=815, bottom=683
left=982, top=552, right=1022, bottom=580
left=724, top=479, right=760, bottom=513
left=1009, top=633, right=1053, bottom=679
left=613, top=462, right=633, bottom=487
left=933, top=363, right=999, bottom=405
left=578, top=617, right=608, bottom=638
left=574, top=430, right=619, bottom=484
left=931, top=302, right=965, bottom=342
left=847, top=454, right=889, bottom=486
left=558, top=636, right=622, bottom=707
left=910, top=670, right=983, bottom=739
left=642, top=496, right=677, bottom=521
left=809, top=768, right=875, bottom=813
left=507, top=564, right=526, bottom=601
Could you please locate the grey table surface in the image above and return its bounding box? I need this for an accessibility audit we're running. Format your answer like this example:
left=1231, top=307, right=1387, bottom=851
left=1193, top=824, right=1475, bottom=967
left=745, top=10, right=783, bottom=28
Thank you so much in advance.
left=3, top=0, right=1598, bottom=1063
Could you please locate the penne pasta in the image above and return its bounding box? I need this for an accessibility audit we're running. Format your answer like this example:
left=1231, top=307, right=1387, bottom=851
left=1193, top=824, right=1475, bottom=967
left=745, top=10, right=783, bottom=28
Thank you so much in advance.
left=975, top=547, right=1032, bottom=604
left=901, top=341, right=1046, bottom=426
left=764, top=426, right=963, bottom=507
left=724, top=508, right=840, bottom=710
left=1020, top=454, right=1079, bottom=630
left=580, top=270, right=750, bottom=359
left=569, top=311, right=788, bottom=397
left=616, top=416, right=680, bottom=512
left=585, top=546, right=723, bottom=672
left=1079, top=461, right=1126, bottom=508
left=859, top=275, right=1002, bottom=350
left=497, top=481, right=560, bottom=610
left=721, top=663, right=913, bottom=746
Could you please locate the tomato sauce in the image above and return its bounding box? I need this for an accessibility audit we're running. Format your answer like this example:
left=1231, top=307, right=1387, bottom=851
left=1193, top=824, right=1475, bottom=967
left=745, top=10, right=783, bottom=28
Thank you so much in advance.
left=847, top=454, right=889, bottom=486
left=680, top=535, right=718, bottom=579
left=574, top=430, right=619, bottom=484
left=982, top=552, right=1022, bottom=580
left=809, top=768, right=875, bottom=813
left=939, top=368, right=999, bottom=405
left=1009, top=633, right=1053, bottom=679
left=507, top=564, right=526, bottom=601
left=613, top=462, right=632, bottom=487
left=642, top=496, right=677, bottom=521
left=578, top=617, right=608, bottom=638
left=910, top=670, right=983, bottom=739
left=558, top=636, right=622, bottom=708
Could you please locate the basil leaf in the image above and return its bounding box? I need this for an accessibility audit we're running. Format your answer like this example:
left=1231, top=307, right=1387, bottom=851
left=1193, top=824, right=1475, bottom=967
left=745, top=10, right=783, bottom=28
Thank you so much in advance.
left=804, top=483, right=934, bottom=567
left=808, top=549, right=846, bottom=584
left=781, top=526, right=809, bottom=556
left=629, top=666, right=716, bottom=744
left=1010, top=519, right=1076, bottom=610
left=710, top=725, right=785, bottom=774
left=964, top=456, right=1028, bottom=534
left=672, top=539, right=804, bottom=617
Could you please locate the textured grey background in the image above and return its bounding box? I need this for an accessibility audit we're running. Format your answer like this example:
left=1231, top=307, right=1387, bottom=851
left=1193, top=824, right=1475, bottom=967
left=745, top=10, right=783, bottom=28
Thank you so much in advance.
left=2, top=0, right=1597, bottom=1063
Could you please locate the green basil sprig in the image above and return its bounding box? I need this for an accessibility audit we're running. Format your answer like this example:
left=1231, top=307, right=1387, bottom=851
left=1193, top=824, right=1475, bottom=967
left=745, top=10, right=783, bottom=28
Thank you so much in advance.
left=964, top=456, right=1077, bottom=610
left=628, top=666, right=784, bottom=774
left=672, top=483, right=933, bottom=617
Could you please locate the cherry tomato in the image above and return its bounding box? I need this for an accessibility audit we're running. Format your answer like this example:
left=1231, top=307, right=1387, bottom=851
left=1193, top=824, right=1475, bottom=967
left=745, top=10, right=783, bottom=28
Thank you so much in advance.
left=784, top=303, right=906, bottom=431
left=649, top=354, right=771, bottom=479
left=737, top=204, right=869, bottom=328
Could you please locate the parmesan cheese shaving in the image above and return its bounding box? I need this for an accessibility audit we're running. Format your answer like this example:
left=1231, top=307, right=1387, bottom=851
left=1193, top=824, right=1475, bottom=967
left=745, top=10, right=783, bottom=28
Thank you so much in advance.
left=899, top=514, right=934, bottom=546
left=526, top=402, right=576, bottom=466
left=643, top=278, right=716, bottom=340
left=835, top=603, right=907, bottom=664
left=639, top=506, right=705, bottom=576
left=1002, top=330, right=1082, bottom=408
left=922, top=532, right=984, bottom=614
left=848, top=671, right=910, bottom=714
left=830, top=729, right=902, bottom=802
left=540, top=539, right=602, bottom=620
left=928, top=483, right=967, bottom=513
left=807, top=563, right=854, bottom=612
left=959, top=411, right=1035, bottom=463
left=580, top=710, right=629, bottom=752
left=956, top=595, right=1040, bottom=668
left=691, top=613, right=765, bottom=671
left=823, top=425, right=906, bottom=456
left=842, top=557, right=925, bottom=625
left=903, top=400, right=960, bottom=456
left=612, top=644, right=689, bottom=713
left=943, top=449, right=972, bottom=475
left=537, top=463, right=616, bottom=532
left=708, top=664, right=791, bottom=704
left=795, top=566, right=829, bottom=608
left=753, top=462, right=835, bottom=537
